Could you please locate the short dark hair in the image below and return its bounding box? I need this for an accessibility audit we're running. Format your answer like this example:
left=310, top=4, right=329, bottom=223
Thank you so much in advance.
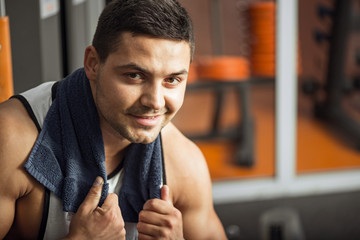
left=92, top=0, right=195, bottom=62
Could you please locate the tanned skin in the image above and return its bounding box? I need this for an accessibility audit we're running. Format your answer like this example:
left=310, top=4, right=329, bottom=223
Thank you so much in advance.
left=0, top=33, right=227, bottom=240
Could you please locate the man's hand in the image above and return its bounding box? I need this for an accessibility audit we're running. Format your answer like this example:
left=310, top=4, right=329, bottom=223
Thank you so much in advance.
left=64, top=177, right=126, bottom=240
left=137, top=185, right=184, bottom=240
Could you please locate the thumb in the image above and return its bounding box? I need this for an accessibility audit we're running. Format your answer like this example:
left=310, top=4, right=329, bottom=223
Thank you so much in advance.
left=80, top=176, right=104, bottom=212
left=161, top=185, right=172, bottom=205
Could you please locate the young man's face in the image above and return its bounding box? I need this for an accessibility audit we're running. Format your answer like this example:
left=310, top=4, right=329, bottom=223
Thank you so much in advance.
left=89, top=32, right=191, bottom=144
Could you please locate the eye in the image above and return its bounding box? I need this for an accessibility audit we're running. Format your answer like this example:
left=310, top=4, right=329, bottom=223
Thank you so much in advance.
left=123, top=72, right=147, bottom=83
left=126, top=72, right=142, bottom=80
left=165, top=77, right=182, bottom=86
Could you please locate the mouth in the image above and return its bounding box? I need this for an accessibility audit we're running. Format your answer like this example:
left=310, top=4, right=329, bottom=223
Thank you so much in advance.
left=130, top=114, right=162, bottom=127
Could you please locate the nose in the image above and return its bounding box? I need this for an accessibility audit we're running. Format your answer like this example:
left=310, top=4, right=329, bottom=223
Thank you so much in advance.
left=140, top=81, right=165, bottom=111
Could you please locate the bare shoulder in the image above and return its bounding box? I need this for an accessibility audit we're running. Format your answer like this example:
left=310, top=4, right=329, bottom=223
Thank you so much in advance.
left=0, top=98, right=42, bottom=238
left=161, top=122, right=211, bottom=205
left=0, top=98, right=39, bottom=197
left=162, top=123, right=227, bottom=239
left=161, top=123, right=209, bottom=178
left=161, top=122, right=205, bottom=163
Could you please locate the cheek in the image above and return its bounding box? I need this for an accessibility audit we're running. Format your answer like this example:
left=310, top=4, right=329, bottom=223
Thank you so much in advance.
left=107, top=84, right=140, bottom=107
left=165, top=89, right=186, bottom=113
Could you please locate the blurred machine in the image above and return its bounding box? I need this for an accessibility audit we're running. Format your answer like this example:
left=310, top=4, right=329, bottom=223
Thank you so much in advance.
left=6, top=0, right=63, bottom=93
left=304, top=0, right=360, bottom=150
left=62, top=0, right=104, bottom=74
left=6, top=0, right=104, bottom=93
left=0, top=0, right=14, bottom=102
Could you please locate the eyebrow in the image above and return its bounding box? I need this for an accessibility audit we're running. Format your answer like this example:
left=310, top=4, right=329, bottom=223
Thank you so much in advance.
left=116, top=63, right=188, bottom=76
left=170, top=69, right=189, bottom=76
left=116, top=63, right=150, bottom=74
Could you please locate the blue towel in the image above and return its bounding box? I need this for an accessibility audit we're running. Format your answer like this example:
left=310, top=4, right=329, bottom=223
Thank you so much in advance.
left=24, top=68, right=162, bottom=222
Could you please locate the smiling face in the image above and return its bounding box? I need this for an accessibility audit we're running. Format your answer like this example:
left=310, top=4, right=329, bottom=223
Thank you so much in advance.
left=84, top=32, right=191, bottom=144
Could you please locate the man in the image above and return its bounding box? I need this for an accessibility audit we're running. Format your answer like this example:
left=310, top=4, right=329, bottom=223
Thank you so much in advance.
left=0, top=0, right=227, bottom=239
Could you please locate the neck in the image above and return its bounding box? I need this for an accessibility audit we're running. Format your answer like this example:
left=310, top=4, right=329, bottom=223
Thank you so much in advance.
left=101, top=122, right=131, bottom=175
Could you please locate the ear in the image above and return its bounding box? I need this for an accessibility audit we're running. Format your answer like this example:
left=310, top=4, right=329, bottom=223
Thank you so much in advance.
left=84, top=46, right=100, bottom=81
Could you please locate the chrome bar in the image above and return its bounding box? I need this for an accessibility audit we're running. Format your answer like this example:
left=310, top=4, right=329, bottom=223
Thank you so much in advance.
left=0, top=0, right=6, bottom=17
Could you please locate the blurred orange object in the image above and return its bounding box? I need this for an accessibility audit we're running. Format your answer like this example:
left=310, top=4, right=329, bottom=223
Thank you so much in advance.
left=0, top=15, right=14, bottom=102
left=252, top=43, right=276, bottom=54
left=196, top=56, right=250, bottom=81
left=250, top=53, right=276, bottom=62
left=187, top=62, right=198, bottom=84
left=250, top=25, right=276, bottom=35
left=248, top=1, right=275, bottom=11
left=248, top=1, right=301, bottom=77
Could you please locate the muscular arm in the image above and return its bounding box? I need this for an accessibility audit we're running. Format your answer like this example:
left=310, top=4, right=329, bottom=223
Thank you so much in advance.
left=179, top=150, right=225, bottom=240
left=0, top=99, right=40, bottom=239
left=162, top=123, right=227, bottom=239
left=0, top=98, right=127, bottom=240
left=0, top=178, right=16, bottom=239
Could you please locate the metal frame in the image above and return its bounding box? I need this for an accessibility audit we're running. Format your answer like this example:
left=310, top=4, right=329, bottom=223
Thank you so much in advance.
left=0, top=0, right=5, bottom=17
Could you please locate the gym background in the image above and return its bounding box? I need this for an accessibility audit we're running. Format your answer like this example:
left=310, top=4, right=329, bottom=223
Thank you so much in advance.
left=1, top=0, right=359, bottom=239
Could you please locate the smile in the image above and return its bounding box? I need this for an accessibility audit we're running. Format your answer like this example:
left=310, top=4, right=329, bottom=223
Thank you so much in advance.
left=139, top=116, right=157, bottom=119
left=130, top=114, right=162, bottom=127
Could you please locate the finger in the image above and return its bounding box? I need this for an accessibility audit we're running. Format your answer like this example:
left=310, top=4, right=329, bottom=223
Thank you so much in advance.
left=101, top=193, right=120, bottom=211
left=137, top=231, right=155, bottom=240
left=139, top=209, right=164, bottom=225
left=143, top=199, right=170, bottom=213
left=161, top=185, right=172, bottom=205
left=95, top=193, right=124, bottom=226
left=137, top=221, right=162, bottom=238
left=79, top=176, right=104, bottom=213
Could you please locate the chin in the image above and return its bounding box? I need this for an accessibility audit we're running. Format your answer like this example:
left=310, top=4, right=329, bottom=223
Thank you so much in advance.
left=128, top=135, right=158, bottom=144
left=114, top=119, right=168, bottom=144
left=121, top=128, right=160, bottom=144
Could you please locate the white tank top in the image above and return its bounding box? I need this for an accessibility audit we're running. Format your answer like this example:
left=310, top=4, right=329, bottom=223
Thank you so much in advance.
left=17, top=81, right=139, bottom=239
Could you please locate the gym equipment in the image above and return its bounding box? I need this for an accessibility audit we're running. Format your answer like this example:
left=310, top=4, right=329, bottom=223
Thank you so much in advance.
left=6, top=0, right=63, bottom=93
left=260, top=207, right=305, bottom=240
left=186, top=56, right=255, bottom=167
left=61, top=0, right=104, bottom=74
left=0, top=0, right=14, bottom=102
left=247, top=1, right=302, bottom=77
left=312, top=0, right=360, bottom=150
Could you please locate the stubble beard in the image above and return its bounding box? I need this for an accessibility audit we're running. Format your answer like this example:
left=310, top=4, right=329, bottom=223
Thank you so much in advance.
left=112, top=116, right=167, bottom=144
left=119, top=105, right=170, bottom=143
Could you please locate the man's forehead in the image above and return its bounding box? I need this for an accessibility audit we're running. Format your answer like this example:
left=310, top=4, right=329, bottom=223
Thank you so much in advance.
left=110, top=32, right=191, bottom=63
left=116, top=32, right=191, bottom=51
